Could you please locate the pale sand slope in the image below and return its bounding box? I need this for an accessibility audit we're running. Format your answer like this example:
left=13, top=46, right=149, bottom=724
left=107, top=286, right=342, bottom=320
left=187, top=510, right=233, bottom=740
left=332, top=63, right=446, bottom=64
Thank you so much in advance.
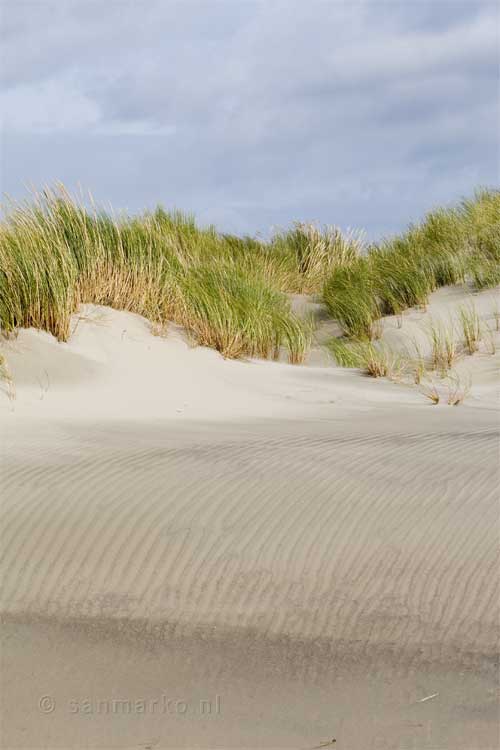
left=1, top=285, right=499, bottom=749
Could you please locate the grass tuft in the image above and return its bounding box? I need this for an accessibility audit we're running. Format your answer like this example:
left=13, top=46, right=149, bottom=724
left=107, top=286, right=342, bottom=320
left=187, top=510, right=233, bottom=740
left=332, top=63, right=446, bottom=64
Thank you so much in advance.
left=446, top=372, right=471, bottom=406
left=323, top=260, right=380, bottom=339
left=420, top=379, right=440, bottom=405
left=458, top=303, right=482, bottom=355
left=270, top=222, right=363, bottom=293
left=177, top=265, right=310, bottom=361
left=406, top=338, right=427, bottom=384
left=428, top=320, right=460, bottom=373
left=328, top=338, right=402, bottom=378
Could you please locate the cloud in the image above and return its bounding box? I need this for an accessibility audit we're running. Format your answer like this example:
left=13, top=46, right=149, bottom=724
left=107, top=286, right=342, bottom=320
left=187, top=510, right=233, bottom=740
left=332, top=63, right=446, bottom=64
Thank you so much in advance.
left=1, top=0, right=498, bottom=238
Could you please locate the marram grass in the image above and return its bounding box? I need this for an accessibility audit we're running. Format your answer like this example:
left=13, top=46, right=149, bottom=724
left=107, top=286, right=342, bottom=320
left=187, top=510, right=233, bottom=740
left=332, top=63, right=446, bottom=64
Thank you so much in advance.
left=0, top=186, right=324, bottom=362
left=328, top=338, right=402, bottom=378
left=323, top=188, right=500, bottom=340
left=1, top=185, right=498, bottom=363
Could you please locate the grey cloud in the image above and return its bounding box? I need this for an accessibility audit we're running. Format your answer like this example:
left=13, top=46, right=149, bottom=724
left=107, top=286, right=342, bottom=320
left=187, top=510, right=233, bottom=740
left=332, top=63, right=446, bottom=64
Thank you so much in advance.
left=1, top=0, right=498, bottom=239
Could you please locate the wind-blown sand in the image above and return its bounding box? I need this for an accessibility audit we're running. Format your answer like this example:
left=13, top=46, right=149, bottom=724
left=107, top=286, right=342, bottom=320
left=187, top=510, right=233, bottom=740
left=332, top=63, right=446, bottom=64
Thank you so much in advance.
left=1, top=286, right=499, bottom=749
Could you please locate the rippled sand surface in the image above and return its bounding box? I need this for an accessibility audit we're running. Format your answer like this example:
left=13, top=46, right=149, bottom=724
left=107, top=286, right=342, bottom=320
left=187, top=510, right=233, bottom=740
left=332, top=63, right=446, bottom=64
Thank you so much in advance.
left=1, top=289, right=499, bottom=748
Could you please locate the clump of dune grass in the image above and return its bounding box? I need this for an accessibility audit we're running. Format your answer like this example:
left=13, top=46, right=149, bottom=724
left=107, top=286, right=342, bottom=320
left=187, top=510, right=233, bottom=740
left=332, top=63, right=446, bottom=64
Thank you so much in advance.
left=420, top=379, right=440, bottom=405
left=327, top=338, right=361, bottom=368
left=428, top=320, right=460, bottom=374
left=270, top=222, right=363, bottom=294
left=177, top=265, right=310, bottom=361
left=469, top=259, right=500, bottom=289
left=0, top=186, right=311, bottom=363
left=362, top=343, right=403, bottom=379
left=328, top=338, right=402, bottom=378
left=458, top=303, right=482, bottom=355
left=412, top=358, right=426, bottom=385
left=446, top=371, right=471, bottom=406
left=406, top=338, right=427, bottom=384
left=322, top=189, right=500, bottom=343
left=371, top=237, right=435, bottom=315
left=323, top=260, right=381, bottom=339
left=462, top=190, right=500, bottom=288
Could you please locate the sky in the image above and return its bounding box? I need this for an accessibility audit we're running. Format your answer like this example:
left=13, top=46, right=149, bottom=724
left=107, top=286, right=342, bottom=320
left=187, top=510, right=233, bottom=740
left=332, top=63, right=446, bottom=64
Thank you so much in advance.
left=1, top=0, right=499, bottom=239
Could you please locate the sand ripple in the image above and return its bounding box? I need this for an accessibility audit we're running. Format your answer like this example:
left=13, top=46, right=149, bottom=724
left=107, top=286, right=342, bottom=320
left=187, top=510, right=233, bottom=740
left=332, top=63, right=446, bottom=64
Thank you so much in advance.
left=2, top=413, right=498, bottom=670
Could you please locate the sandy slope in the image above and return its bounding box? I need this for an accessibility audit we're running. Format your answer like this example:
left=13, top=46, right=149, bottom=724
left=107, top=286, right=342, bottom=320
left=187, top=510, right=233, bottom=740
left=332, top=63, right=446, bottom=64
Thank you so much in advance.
left=1, top=286, right=499, bottom=749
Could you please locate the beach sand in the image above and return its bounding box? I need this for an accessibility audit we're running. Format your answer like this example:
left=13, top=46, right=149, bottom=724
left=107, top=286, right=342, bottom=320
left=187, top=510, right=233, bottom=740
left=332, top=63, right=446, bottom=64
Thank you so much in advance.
left=1, top=285, right=499, bottom=749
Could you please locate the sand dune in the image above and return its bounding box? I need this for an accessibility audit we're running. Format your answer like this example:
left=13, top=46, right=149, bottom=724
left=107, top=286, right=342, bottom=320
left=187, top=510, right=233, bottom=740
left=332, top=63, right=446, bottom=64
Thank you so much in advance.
left=1, top=286, right=499, bottom=749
